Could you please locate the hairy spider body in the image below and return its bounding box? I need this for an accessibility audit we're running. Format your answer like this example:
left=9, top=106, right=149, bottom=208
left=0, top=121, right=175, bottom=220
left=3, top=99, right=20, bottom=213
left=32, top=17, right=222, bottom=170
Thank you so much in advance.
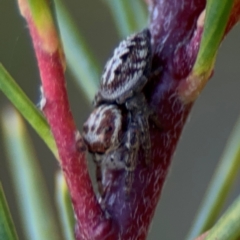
left=94, top=28, right=152, bottom=106
left=83, top=104, right=126, bottom=194
left=83, top=104, right=142, bottom=196
left=83, top=29, right=156, bottom=195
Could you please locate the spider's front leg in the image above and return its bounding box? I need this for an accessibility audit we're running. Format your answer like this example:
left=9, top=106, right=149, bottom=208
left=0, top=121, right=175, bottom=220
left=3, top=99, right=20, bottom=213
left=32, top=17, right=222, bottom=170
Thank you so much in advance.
left=93, top=154, right=104, bottom=196
left=96, top=165, right=104, bottom=196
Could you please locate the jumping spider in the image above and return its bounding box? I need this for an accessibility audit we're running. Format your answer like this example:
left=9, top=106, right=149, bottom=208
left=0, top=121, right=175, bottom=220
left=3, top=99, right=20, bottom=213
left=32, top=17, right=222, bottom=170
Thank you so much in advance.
left=83, top=103, right=145, bottom=195
left=83, top=104, right=125, bottom=194
left=83, top=29, right=158, bottom=194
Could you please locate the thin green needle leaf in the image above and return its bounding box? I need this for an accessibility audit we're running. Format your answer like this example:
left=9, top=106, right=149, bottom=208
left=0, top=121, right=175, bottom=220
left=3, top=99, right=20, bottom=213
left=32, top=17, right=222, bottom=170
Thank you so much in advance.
left=0, top=64, right=58, bottom=159
left=186, top=115, right=240, bottom=240
left=56, top=172, right=75, bottom=240
left=0, top=184, right=19, bottom=240
left=205, top=194, right=240, bottom=240
left=193, top=0, right=234, bottom=75
left=129, top=0, right=148, bottom=31
left=104, top=0, right=137, bottom=37
left=1, top=108, right=61, bottom=240
left=54, top=0, right=99, bottom=102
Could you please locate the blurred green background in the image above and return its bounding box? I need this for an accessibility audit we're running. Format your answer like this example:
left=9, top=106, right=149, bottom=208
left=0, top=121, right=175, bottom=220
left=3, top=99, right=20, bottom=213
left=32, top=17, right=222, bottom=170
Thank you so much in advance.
left=1, top=0, right=240, bottom=239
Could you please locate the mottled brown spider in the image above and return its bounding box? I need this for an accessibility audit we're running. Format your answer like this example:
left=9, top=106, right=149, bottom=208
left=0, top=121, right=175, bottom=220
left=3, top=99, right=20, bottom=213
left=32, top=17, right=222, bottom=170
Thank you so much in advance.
left=83, top=29, right=158, bottom=195
left=83, top=104, right=143, bottom=195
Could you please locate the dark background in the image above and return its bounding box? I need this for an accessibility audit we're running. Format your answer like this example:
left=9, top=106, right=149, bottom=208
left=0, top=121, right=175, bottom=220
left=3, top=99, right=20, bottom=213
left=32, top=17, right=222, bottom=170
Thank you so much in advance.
left=1, top=1, right=240, bottom=239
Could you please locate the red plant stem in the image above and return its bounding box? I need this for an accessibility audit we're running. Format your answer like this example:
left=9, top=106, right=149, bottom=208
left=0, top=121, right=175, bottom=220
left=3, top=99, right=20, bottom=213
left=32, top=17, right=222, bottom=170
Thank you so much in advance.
left=98, top=0, right=240, bottom=239
left=18, top=4, right=116, bottom=240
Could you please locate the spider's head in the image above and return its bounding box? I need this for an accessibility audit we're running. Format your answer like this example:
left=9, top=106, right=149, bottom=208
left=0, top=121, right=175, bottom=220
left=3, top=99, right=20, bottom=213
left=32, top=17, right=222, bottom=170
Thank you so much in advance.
left=83, top=104, right=122, bottom=154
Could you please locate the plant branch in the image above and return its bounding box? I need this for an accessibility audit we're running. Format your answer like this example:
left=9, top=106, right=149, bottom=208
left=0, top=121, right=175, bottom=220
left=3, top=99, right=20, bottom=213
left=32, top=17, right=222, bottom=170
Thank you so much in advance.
left=17, top=0, right=115, bottom=239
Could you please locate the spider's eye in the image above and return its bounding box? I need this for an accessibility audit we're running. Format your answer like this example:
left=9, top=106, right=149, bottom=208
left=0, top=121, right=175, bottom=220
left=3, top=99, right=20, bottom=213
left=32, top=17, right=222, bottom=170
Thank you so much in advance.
left=114, top=69, right=120, bottom=75
left=120, top=52, right=129, bottom=61
left=105, top=126, right=113, bottom=133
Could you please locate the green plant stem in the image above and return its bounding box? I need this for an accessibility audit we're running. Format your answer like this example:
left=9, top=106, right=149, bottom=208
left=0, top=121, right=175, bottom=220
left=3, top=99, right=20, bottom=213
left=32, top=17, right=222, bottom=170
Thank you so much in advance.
left=186, top=115, right=240, bottom=240
left=0, top=184, right=19, bottom=240
left=2, top=108, right=61, bottom=240
left=193, top=0, right=234, bottom=75
left=0, top=64, right=58, bottom=159
left=205, top=194, right=240, bottom=240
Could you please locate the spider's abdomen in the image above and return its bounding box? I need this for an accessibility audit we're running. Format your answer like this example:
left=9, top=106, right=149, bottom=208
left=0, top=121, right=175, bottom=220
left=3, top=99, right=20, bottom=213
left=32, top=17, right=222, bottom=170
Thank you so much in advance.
left=95, top=29, right=152, bottom=105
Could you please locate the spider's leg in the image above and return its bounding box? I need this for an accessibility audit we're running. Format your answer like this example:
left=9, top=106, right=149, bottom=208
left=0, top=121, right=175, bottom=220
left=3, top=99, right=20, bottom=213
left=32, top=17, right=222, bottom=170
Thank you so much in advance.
left=136, top=111, right=151, bottom=165
left=123, top=115, right=139, bottom=195
left=92, top=154, right=104, bottom=196
left=149, top=111, right=162, bottom=129
left=96, top=163, right=104, bottom=196
left=126, top=93, right=152, bottom=165
left=148, top=66, right=162, bottom=79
